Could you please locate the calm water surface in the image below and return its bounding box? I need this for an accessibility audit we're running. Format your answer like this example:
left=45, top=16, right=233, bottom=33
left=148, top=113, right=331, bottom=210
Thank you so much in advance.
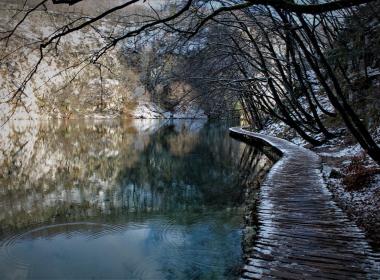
left=0, top=119, right=265, bottom=279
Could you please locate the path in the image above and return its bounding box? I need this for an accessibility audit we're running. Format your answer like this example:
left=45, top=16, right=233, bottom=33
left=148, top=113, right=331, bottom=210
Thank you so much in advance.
left=230, top=127, right=380, bottom=279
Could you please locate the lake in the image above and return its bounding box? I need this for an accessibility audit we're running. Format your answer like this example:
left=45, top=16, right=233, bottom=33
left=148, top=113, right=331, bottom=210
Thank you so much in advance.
left=0, top=119, right=271, bottom=279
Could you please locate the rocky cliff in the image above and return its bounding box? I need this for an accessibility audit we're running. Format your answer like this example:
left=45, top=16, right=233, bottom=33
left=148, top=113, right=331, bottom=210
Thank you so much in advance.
left=0, top=0, right=206, bottom=121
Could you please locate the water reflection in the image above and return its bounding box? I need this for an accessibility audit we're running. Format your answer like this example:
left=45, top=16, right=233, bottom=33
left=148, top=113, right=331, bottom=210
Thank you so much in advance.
left=0, top=119, right=271, bottom=279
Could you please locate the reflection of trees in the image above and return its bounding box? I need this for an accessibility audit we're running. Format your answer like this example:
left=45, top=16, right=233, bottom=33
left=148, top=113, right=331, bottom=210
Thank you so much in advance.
left=0, top=120, right=254, bottom=235
left=116, top=121, right=246, bottom=213
left=117, top=122, right=246, bottom=212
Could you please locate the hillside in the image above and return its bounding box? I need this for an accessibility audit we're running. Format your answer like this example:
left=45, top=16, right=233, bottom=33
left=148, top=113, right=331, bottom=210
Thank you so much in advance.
left=253, top=3, right=380, bottom=248
left=0, top=0, right=206, bottom=121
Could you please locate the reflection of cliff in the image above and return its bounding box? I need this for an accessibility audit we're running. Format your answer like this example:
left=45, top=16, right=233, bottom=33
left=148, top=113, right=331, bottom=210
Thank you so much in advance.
left=0, top=119, right=162, bottom=232
left=0, top=119, right=252, bottom=234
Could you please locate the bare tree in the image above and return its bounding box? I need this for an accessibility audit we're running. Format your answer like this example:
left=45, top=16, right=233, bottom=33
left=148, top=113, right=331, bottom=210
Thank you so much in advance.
left=1, top=0, right=380, bottom=163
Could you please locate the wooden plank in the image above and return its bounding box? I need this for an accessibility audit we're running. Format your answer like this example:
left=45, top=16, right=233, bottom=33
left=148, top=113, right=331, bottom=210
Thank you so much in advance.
left=230, top=127, right=380, bottom=279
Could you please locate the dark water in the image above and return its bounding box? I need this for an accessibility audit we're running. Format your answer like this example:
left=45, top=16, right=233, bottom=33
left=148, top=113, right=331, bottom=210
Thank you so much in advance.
left=0, top=119, right=266, bottom=279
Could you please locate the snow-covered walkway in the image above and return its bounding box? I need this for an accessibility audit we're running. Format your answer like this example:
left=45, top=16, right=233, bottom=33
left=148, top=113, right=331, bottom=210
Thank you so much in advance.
left=230, top=127, right=380, bottom=279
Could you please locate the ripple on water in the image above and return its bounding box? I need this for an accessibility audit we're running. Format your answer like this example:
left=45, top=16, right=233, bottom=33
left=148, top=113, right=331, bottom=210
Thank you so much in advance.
left=0, top=222, right=145, bottom=277
left=0, top=212, right=242, bottom=279
left=0, top=232, right=30, bottom=272
left=135, top=212, right=240, bottom=278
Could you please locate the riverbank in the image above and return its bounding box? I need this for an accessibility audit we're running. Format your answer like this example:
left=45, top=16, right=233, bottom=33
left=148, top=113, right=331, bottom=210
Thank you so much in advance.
left=230, top=127, right=380, bottom=279
left=314, top=136, right=380, bottom=250
left=257, top=120, right=380, bottom=251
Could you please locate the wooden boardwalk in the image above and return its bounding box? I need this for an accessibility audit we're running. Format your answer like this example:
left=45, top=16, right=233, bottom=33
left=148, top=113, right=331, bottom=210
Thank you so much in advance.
left=230, top=127, right=380, bottom=280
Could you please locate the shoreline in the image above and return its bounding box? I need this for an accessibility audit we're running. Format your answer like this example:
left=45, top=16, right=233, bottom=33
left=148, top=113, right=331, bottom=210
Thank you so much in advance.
left=230, top=127, right=379, bottom=279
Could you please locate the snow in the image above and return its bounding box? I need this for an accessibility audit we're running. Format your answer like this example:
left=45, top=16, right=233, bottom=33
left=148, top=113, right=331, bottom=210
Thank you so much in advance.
left=133, top=102, right=164, bottom=119
left=318, top=143, right=363, bottom=158
left=259, top=120, right=286, bottom=137
left=131, top=101, right=207, bottom=120
left=254, top=74, right=380, bottom=246
left=367, top=67, right=380, bottom=78
left=0, top=3, right=211, bottom=122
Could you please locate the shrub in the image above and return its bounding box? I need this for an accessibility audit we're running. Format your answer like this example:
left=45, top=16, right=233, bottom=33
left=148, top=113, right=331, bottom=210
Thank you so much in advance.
left=343, top=152, right=380, bottom=191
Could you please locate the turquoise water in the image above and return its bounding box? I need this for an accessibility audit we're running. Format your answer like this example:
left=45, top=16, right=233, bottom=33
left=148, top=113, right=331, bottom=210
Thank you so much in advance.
left=0, top=119, right=255, bottom=279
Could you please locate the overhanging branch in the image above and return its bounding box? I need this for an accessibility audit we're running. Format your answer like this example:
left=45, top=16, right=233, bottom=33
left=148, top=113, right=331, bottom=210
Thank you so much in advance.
left=50, top=0, right=378, bottom=14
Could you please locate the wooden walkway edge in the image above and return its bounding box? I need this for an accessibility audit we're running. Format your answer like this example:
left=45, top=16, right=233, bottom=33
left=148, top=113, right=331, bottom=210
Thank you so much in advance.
left=229, top=127, right=380, bottom=279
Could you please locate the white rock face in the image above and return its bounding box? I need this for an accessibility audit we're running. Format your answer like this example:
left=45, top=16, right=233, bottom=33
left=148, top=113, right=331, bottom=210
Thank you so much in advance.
left=132, top=101, right=207, bottom=119
left=0, top=1, right=207, bottom=121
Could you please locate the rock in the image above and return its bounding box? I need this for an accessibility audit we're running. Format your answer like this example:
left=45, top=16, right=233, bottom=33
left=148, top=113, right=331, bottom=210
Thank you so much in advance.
left=243, top=226, right=257, bottom=246
left=304, top=143, right=314, bottom=149
left=329, top=168, right=343, bottom=178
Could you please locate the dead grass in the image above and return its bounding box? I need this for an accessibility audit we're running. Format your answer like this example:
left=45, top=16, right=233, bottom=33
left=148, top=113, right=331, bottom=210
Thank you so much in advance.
left=343, top=152, right=380, bottom=191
